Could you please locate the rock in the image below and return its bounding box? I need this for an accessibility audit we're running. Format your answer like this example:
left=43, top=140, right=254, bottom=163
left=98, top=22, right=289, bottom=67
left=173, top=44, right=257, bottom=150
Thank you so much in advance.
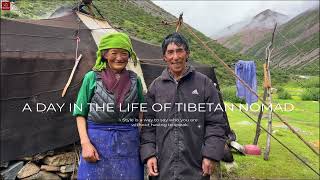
left=237, top=121, right=253, bottom=126
left=0, top=161, right=24, bottom=179
left=222, top=162, right=238, bottom=173
left=43, top=152, right=76, bottom=166
left=60, top=165, right=75, bottom=173
left=22, top=171, right=61, bottom=180
left=0, top=161, right=9, bottom=168
left=17, top=162, right=40, bottom=179
left=40, top=165, right=60, bottom=172
left=56, top=172, right=70, bottom=178
left=70, top=172, right=77, bottom=180
left=21, top=157, right=33, bottom=161
left=210, top=162, right=221, bottom=180
left=33, top=151, right=54, bottom=161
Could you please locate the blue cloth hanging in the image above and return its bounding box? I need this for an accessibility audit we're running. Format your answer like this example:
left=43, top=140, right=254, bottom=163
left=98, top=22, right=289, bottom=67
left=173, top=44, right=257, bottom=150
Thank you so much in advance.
left=235, top=60, right=258, bottom=105
left=77, top=120, right=143, bottom=180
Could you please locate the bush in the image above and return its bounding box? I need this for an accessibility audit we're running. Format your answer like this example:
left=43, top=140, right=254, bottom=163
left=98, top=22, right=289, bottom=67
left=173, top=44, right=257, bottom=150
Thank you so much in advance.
left=277, top=90, right=292, bottom=99
left=276, top=86, right=284, bottom=93
left=276, top=86, right=292, bottom=99
left=301, top=76, right=319, bottom=88
left=2, top=11, right=20, bottom=18
left=301, top=88, right=319, bottom=101
left=221, top=87, right=246, bottom=104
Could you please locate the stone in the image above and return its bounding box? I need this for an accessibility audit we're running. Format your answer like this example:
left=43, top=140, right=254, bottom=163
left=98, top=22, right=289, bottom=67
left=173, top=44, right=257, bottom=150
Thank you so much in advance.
left=56, top=172, right=70, bottom=178
left=40, top=165, right=60, bottom=172
left=21, top=157, right=33, bottom=161
left=0, top=161, right=9, bottom=168
left=236, top=121, right=253, bottom=126
left=60, top=165, right=75, bottom=173
left=0, top=161, right=24, bottom=180
left=17, top=162, right=40, bottom=179
left=43, top=152, right=76, bottom=166
left=22, top=171, right=61, bottom=180
left=33, top=151, right=54, bottom=161
left=70, top=172, right=77, bottom=180
left=210, top=162, right=221, bottom=180
left=222, top=162, right=238, bottom=173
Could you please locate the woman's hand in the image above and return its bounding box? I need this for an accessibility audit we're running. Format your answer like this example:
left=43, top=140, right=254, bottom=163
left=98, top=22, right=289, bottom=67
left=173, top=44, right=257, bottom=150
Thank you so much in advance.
left=81, top=142, right=100, bottom=163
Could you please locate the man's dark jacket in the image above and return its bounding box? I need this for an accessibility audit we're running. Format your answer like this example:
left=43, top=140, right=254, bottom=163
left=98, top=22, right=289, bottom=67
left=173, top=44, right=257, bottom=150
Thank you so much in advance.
left=140, top=66, right=226, bottom=180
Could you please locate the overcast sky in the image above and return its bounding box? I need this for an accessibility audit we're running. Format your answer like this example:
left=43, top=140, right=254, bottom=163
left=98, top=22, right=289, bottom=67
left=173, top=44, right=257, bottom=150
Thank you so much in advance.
left=152, top=1, right=319, bottom=36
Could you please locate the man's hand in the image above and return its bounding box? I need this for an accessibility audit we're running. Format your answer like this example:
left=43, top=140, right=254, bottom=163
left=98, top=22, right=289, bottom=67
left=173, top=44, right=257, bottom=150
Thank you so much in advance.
left=81, top=142, right=100, bottom=163
left=147, top=157, right=159, bottom=176
left=202, top=158, right=215, bottom=176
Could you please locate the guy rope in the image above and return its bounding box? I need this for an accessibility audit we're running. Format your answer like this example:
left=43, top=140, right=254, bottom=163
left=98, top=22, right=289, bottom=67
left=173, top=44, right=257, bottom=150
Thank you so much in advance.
left=167, top=13, right=319, bottom=176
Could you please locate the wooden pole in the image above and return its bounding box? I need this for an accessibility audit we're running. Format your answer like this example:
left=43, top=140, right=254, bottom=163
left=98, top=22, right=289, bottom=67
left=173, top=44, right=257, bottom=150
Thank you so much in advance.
left=253, top=88, right=267, bottom=145
left=183, top=23, right=319, bottom=156
left=61, top=54, right=83, bottom=97
left=176, top=13, right=183, bottom=32
left=264, top=24, right=277, bottom=160
left=253, top=24, right=277, bottom=147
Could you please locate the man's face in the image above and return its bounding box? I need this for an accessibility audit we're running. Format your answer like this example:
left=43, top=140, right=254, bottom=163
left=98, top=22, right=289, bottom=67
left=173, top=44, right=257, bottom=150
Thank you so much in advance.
left=163, top=43, right=189, bottom=77
left=103, top=48, right=129, bottom=73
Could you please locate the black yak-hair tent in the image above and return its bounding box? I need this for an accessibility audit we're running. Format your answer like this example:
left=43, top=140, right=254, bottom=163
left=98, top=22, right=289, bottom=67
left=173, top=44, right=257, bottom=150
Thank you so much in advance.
left=0, top=10, right=231, bottom=162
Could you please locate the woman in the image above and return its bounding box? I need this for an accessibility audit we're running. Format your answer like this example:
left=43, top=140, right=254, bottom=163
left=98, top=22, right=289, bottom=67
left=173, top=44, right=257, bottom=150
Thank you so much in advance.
left=73, top=32, right=144, bottom=179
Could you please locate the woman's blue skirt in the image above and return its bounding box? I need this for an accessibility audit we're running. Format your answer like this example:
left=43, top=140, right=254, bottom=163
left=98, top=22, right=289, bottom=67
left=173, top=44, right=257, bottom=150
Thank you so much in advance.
left=77, top=121, right=143, bottom=180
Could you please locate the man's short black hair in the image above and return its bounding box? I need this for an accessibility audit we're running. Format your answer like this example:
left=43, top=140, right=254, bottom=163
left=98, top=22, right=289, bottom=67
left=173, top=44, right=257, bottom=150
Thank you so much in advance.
left=161, top=32, right=190, bottom=55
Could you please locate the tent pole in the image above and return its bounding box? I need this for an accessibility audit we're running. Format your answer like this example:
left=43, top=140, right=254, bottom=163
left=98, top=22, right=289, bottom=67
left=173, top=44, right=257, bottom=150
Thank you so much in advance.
left=253, top=24, right=277, bottom=146
left=263, top=24, right=277, bottom=160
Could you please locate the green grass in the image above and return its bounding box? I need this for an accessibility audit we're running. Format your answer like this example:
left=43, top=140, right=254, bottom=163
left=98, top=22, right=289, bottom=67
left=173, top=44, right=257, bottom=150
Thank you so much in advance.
left=3, top=1, right=319, bottom=179
left=223, top=83, right=319, bottom=179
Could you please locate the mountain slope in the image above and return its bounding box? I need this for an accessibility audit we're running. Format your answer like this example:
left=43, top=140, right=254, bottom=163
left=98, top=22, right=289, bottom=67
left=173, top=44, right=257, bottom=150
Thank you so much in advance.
left=245, top=8, right=319, bottom=74
left=2, top=0, right=251, bottom=85
left=217, top=9, right=290, bottom=53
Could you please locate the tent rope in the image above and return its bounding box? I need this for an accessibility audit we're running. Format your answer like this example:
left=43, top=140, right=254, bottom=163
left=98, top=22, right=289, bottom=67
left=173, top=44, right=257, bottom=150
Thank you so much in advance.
left=230, top=102, right=320, bottom=176
left=182, top=24, right=319, bottom=157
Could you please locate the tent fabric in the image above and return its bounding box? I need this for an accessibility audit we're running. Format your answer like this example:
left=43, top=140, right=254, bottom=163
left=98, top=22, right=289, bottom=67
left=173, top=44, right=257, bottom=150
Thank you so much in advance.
left=1, top=12, right=97, bottom=162
left=0, top=10, right=231, bottom=162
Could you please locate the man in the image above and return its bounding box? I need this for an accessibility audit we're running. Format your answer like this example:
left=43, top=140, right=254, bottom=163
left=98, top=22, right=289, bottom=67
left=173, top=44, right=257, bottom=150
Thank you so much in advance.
left=140, top=32, right=227, bottom=180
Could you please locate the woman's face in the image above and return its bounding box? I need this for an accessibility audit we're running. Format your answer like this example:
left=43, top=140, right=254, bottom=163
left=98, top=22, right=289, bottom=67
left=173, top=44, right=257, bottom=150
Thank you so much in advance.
left=103, top=48, right=129, bottom=73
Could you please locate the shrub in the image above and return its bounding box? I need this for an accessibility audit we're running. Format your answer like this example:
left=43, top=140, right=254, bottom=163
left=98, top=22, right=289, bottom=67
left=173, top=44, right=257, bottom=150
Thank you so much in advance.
left=301, top=76, right=319, bottom=88
left=2, top=11, right=20, bottom=18
left=276, top=86, right=292, bottom=99
left=276, top=86, right=284, bottom=93
left=277, top=90, right=292, bottom=99
left=301, top=88, right=319, bottom=101
left=221, top=87, right=246, bottom=104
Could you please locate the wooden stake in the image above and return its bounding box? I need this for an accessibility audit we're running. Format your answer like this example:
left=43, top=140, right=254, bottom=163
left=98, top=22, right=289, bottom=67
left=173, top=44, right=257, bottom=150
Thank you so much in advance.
left=253, top=24, right=277, bottom=148
left=176, top=13, right=183, bottom=32
left=61, top=54, right=83, bottom=97
left=263, top=24, right=277, bottom=160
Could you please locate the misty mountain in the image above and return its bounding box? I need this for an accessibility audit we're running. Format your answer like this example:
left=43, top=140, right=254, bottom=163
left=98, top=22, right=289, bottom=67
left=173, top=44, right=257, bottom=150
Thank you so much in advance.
left=217, top=7, right=319, bottom=74
left=212, top=9, right=289, bottom=39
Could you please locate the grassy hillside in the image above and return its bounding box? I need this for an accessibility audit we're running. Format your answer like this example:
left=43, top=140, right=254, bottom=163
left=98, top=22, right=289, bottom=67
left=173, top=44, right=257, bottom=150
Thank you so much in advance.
left=2, top=1, right=319, bottom=179
left=219, top=8, right=319, bottom=76
left=1, top=0, right=260, bottom=86
left=245, top=8, right=319, bottom=75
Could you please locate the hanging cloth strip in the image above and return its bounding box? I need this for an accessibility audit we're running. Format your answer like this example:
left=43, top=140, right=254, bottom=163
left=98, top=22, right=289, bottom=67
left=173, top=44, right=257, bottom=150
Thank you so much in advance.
left=235, top=60, right=258, bottom=105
